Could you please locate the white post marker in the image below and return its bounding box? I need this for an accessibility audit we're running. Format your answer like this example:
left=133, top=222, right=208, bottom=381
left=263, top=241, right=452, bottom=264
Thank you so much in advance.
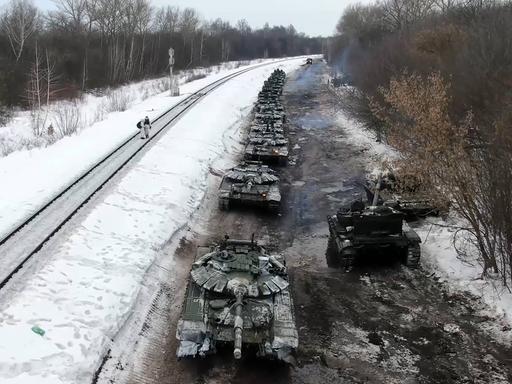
left=169, top=47, right=180, bottom=96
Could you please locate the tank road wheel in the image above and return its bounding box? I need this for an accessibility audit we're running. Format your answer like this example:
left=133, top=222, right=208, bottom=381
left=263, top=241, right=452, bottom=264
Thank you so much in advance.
left=219, top=197, right=230, bottom=211
left=268, top=201, right=280, bottom=214
left=405, top=243, right=421, bottom=269
left=326, top=236, right=340, bottom=267
left=340, top=247, right=356, bottom=271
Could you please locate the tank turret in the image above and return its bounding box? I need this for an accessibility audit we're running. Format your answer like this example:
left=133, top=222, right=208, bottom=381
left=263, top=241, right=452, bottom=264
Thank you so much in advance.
left=176, top=237, right=298, bottom=361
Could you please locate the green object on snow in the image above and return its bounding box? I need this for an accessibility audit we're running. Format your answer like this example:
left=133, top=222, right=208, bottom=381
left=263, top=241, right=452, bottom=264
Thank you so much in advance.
left=31, top=325, right=45, bottom=336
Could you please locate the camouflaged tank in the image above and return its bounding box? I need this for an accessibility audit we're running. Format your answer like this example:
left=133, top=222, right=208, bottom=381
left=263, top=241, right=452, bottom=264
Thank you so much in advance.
left=249, top=123, right=284, bottom=138
left=244, top=134, right=289, bottom=165
left=176, top=237, right=298, bottom=362
left=255, top=109, right=286, bottom=124
left=364, top=173, right=440, bottom=220
left=327, top=177, right=421, bottom=269
left=256, top=101, right=284, bottom=113
left=218, top=162, right=281, bottom=212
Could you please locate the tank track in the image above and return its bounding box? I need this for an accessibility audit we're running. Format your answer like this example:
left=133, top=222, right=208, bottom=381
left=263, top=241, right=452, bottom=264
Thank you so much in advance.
left=340, top=247, right=356, bottom=270
left=219, top=197, right=230, bottom=211
left=268, top=201, right=280, bottom=214
left=405, top=243, right=420, bottom=268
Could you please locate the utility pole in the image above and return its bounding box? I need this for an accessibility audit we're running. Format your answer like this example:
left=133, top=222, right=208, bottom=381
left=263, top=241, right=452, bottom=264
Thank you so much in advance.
left=169, top=48, right=180, bottom=96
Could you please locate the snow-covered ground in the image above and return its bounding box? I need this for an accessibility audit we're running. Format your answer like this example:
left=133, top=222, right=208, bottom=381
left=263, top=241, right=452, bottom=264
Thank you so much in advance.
left=334, top=103, right=512, bottom=335
left=0, top=59, right=263, bottom=157
left=0, top=58, right=305, bottom=384
left=0, top=58, right=293, bottom=241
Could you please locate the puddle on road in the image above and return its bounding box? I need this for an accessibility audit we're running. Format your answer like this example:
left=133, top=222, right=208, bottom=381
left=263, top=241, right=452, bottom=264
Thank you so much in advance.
left=297, top=114, right=332, bottom=130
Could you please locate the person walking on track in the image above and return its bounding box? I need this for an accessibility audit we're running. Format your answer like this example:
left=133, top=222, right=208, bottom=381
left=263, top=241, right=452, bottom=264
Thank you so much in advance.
left=137, top=116, right=151, bottom=139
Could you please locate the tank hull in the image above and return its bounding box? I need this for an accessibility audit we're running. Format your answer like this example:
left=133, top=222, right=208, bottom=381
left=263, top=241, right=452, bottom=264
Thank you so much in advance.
left=326, top=212, right=421, bottom=269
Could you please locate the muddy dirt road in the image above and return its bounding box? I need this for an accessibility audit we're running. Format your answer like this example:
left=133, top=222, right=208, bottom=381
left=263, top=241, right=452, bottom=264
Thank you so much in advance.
left=101, top=62, right=512, bottom=384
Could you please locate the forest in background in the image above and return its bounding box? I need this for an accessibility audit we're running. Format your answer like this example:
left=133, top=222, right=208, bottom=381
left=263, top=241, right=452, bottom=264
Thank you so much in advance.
left=0, top=0, right=324, bottom=110
left=329, top=0, right=512, bottom=286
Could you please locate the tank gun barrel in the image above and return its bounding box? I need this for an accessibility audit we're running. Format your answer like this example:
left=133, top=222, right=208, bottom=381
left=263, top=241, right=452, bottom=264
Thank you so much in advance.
left=372, top=174, right=382, bottom=207
left=233, top=291, right=244, bottom=359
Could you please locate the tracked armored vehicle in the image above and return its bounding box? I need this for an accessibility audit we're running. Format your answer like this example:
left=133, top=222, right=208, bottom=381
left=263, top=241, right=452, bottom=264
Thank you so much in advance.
left=364, top=173, right=440, bottom=220
left=327, top=178, right=421, bottom=269
left=176, top=237, right=298, bottom=362
left=249, top=123, right=284, bottom=137
left=244, top=134, right=289, bottom=165
left=218, top=162, right=281, bottom=212
left=255, top=110, right=286, bottom=124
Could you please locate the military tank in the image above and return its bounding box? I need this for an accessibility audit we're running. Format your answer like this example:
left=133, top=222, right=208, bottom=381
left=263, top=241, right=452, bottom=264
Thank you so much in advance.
left=218, top=162, right=281, bottom=212
left=327, top=177, right=422, bottom=269
left=244, top=134, right=289, bottom=165
left=255, top=110, right=286, bottom=124
left=256, top=101, right=284, bottom=113
left=249, top=123, right=284, bottom=137
left=176, top=237, right=298, bottom=362
left=364, top=173, right=440, bottom=220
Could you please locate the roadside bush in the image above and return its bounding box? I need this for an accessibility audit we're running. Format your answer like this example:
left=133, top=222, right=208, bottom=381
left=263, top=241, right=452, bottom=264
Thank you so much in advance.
left=0, top=106, right=13, bottom=126
left=374, top=71, right=512, bottom=285
left=52, top=101, right=83, bottom=138
left=103, top=89, right=133, bottom=113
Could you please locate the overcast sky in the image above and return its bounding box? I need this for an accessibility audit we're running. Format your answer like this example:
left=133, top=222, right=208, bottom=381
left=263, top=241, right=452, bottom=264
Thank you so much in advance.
left=0, top=0, right=368, bottom=36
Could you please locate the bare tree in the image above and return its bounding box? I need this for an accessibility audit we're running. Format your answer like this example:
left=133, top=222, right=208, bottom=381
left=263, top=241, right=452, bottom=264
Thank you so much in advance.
left=52, top=0, right=88, bottom=33
left=154, top=5, right=180, bottom=34
left=26, top=43, right=59, bottom=135
left=179, top=7, right=200, bottom=66
left=382, top=0, right=434, bottom=31
left=1, top=0, right=38, bottom=62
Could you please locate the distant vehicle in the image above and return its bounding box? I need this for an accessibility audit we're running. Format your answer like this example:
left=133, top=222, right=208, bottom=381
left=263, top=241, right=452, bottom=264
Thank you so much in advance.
left=306, top=58, right=313, bottom=65
left=218, top=162, right=281, bottom=212
left=327, top=176, right=422, bottom=269
left=176, top=236, right=298, bottom=362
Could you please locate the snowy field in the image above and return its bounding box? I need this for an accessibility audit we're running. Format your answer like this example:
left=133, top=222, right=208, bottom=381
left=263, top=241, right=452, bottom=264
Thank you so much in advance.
left=0, top=59, right=265, bottom=157
left=0, top=58, right=288, bottom=241
left=0, top=58, right=306, bottom=384
left=333, top=100, right=512, bottom=336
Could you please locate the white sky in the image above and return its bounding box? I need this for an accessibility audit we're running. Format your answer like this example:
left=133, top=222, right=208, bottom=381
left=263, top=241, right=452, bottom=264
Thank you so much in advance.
left=0, top=0, right=371, bottom=36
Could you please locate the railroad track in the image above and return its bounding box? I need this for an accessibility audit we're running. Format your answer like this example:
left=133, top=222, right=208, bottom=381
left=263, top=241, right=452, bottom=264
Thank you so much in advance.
left=0, top=58, right=297, bottom=290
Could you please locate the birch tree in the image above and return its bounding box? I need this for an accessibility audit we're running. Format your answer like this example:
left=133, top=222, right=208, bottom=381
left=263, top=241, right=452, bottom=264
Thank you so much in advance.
left=2, top=0, right=38, bottom=62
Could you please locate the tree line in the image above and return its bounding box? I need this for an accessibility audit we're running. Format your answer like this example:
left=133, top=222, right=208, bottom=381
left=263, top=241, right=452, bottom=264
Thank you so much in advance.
left=0, top=0, right=323, bottom=108
left=329, top=0, right=512, bottom=285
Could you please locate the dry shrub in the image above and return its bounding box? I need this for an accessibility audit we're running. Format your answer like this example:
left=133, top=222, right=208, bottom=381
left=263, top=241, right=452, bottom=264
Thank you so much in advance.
left=53, top=101, right=83, bottom=137
left=414, top=25, right=468, bottom=58
left=104, top=89, right=132, bottom=112
left=373, top=71, right=512, bottom=283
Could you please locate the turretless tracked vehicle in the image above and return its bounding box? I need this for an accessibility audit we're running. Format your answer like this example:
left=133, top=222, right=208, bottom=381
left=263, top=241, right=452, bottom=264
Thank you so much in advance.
left=327, top=178, right=422, bottom=269
left=176, top=237, right=298, bottom=362
left=218, top=162, right=281, bottom=212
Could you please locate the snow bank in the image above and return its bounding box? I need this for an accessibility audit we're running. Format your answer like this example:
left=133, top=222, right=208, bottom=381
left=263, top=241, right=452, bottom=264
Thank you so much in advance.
left=417, top=219, right=512, bottom=335
left=0, top=58, right=290, bottom=240
left=335, top=110, right=398, bottom=163
left=0, top=58, right=305, bottom=384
